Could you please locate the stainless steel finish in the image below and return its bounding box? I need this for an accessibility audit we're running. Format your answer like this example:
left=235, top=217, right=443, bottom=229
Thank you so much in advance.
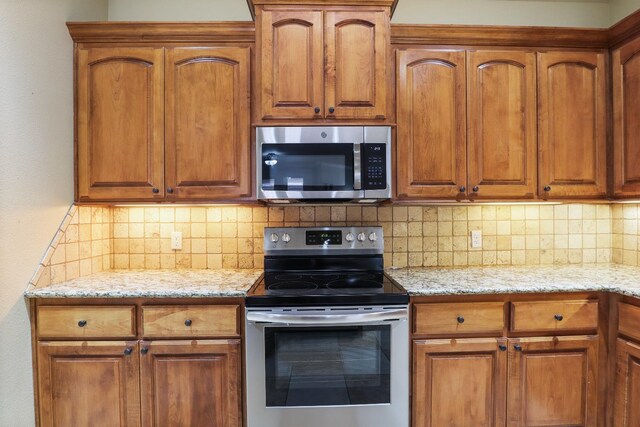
left=246, top=308, right=407, bottom=326
left=257, top=126, right=364, bottom=144
left=345, top=232, right=355, bottom=242
left=353, top=143, right=362, bottom=190
left=264, top=226, right=384, bottom=255
left=369, top=232, right=378, bottom=241
left=281, top=233, right=291, bottom=243
left=245, top=305, right=410, bottom=427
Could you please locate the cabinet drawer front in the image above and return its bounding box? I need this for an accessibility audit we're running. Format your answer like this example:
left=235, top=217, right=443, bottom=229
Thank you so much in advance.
left=37, top=306, right=136, bottom=338
left=413, top=302, right=505, bottom=335
left=142, top=305, right=239, bottom=337
left=619, top=303, right=640, bottom=342
left=511, top=300, right=598, bottom=333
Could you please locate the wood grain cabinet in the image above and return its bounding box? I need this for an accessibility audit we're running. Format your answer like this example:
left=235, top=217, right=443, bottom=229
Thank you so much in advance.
left=614, top=338, right=640, bottom=427
left=537, top=50, right=607, bottom=199
left=75, top=45, right=251, bottom=202
left=256, top=6, right=390, bottom=121
left=396, top=49, right=536, bottom=200
left=613, top=36, right=640, bottom=198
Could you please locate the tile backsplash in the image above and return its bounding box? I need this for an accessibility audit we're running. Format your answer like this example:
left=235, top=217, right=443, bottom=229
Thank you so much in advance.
left=30, top=202, right=635, bottom=288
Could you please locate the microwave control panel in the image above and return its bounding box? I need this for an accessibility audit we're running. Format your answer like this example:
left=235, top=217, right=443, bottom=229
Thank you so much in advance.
left=362, top=144, right=387, bottom=190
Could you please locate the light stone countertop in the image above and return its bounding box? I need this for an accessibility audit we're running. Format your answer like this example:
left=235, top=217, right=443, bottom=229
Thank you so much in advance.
left=24, top=269, right=263, bottom=298
left=388, top=264, right=640, bottom=298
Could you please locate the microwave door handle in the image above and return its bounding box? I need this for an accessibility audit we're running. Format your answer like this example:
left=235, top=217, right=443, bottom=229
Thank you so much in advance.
left=246, top=309, right=407, bottom=326
left=353, top=143, right=362, bottom=190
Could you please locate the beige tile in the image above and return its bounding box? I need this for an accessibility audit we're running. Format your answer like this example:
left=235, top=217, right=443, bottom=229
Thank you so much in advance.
left=113, top=207, right=129, bottom=223
left=524, top=221, right=539, bottom=235
left=525, top=206, right=539, bottom=220
left=408, top=207, right=423, bottom=221
left=66, top=243, right=79, bottom=262
left=144, top=223, right=160, bottom=239
left=525, top=235, right=539, bottom=250
left=207, top=223, right=222, bottom=238
left=331, top=207, right=346, bottom=222
left=568, top=204, right=583, bottom=220
left=438, top=207, right=453, bottom=221
left=393, top=222, right=408, bottom=237
left=129, top=239, right=144, bottom=254
left=540, top=249, right=554, bottom=264
left=583, top=205, right=596, bottom=220
left=438, top=252, right=453, bottom=266
left=51, top=264, right=66, bottom=284
left=539, top=205, right=554, bottom=220
left=254, top=255, right=265, bottom=269
left=207, top=254, right=222, bottom=269
left=624, top=235, right=638, bottom=250
left=423, top=207, right=438, bottom=221
left=423, top=237, right=438, bottom=252
left=347, top=207, right=362, bottom=222
left=408, top=222, right=423, bottom=237
left=568, top=249, right=583, bottom=264
left=176, top=254, right=192, bottom=268
left=393, top=237, right=408, bottom=252
left=424, top=252, right=438, bottom=266
left=554, top=205, right=568, bottom=220
left=438, top=236, right=453, bottom=252
left=496, top=206, right=510, bottom=220
left=468, top=251, right=483, bottom=266
left=512, top=250, right=527, bottom=265
left=496, top=220, right=511, bottom=236
left=51, top=244, right=66, bottom=265
left=239, top=254, right=254, bottom=269
left=408, top=237, right=422, bottom=252
left=236, top=207, right=252, bottom=223
left=79, top=259, right=92, bottom=277
left=423, top=222, right=438, bottom=237
left=554, top=235, right=569, bottom=249
left=525, top=250, right=539, bottom=265
left=554, top=249, right=568, bottom=264
left=191, top=223, right=206, bottom=238
left=362, top=207, right=377, bottom=222
left=144, top=239, right=160, bottom=254
left=79, top=224, right=92, bottom=241
left=65, top=261, right=80, bottom=280
left=511, top=220, right=526, bottom=235
left=219, top=207, right=235, bottom=222
left=482, top=220, right=497, bottom=236
left=583, top=249, right=596, bottom=263
left=597, top=248, right=611, bottom=263
left=222, top=223, right=238, bottom=238
left=596, top=234, right=611, bottom=249
left=497, top=251, right=511, bottom=265
left=497, top=236, right=511, bottom=251
left=511, top=236, right=525, bottom=250
left=237, top=223, right=252, bottom=238
left=222, top=238, right=237, bottom=254
left=453, top=236, right=467, bottom=251
left=190, top=254, right=206, bottom=269
left=79, top=242, right=91, bottom=259
left=483, top=235, right=497, bottom=250
left=381, top=222, right=393, bottom=239
left=144, top=208, right=160, bottom=223
left=129, top=223, right=144, bottom=238
left=453, top=251, right=468, bottom=266
left=623, top=205, right=639, bottom=219
left=284, top=207, right=300, bottom=222
left=238, top=238, right=253, bottom=254
left=114, top=254, right=130, bottom=269
left=160, top=254, right=176, bottom=269
left=482, top=251, right=497, bottom=265
left=453, top=221, right=468, bottom=236
left=64, top=225, right=79, bottom=243
left=408, top=253, right=423, bottom=267
left=582, top=234, right=596, bottom=249
left=568, top=220, right=583, bottom=234
left=393, top=206, right=408, bottom=222
left=129, top=255, right=145, bottom=269
left=252, top=223, right=267, bottom=238
left=511, top=205, right=525, bottom=220
left=190, top=239, right=206, bottom=254
left=540, top=220, right=554, bottom=235
left=393, top=252, right=408, bottom=268
left=554, top=220, right=568, bottom=234
left=91, top=224, right=103, bottom=240
left=378, top=207, right=393, bottom=222
left=300, top=206, right=315, bottom=222
left=251, top=207, right=267, bottom=222
left=438, top=221, right=453, bottom=237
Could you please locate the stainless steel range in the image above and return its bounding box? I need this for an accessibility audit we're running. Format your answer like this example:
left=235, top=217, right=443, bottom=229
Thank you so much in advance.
left=245, top=226, right=409, bottom=427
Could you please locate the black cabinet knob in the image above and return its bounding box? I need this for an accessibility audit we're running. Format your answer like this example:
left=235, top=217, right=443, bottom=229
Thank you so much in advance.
left=152, top=188, right=160, bottom=194
left=544, top=185, right=551, bottom=192
left=456, top=315, right=465, bottom=324
left=167, top=188, right=174, bottom=194
left=499, top=344, right=507, bottom=352
left=141, top=347, right=149, bottom=355
left=554, top=314, right=564, bottom=321
left=77, top=320, right=87, bottom=327
left=185, top=319, right=193, bottom=327
left=314, top=107, right=320, bottom=114
left=472, top=186, right=479, bottom=193
left=124, top=347, right=133, bottom=356
left=514, top=344, right=523, bottom=352
left=328, top=107, right=335, bottom=114
left=459, top=186, right=466, bottom=193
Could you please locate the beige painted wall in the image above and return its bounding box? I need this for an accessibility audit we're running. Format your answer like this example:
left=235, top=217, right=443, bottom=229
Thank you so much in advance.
left=109, top=0, right=253, bottom=21
left=0, top=0, right=108, bottom=425
left=611, top=0, right=640, bottom=23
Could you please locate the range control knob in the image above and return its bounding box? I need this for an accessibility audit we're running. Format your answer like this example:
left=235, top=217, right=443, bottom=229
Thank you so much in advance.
left=282, top=233, right=291, bottom=243
left=357, top=232, right=366, bottom=242
left=270, top=233, right=279, bottom=243
left=368, top=232, right=378, bottom=242
left=345, top=232, right=355, bottom=242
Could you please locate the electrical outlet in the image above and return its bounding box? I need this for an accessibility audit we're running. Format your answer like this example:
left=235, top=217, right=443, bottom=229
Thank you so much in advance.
left=171, top=231, right=183, bottom=250
left=470, top=230, right=482, bottom=249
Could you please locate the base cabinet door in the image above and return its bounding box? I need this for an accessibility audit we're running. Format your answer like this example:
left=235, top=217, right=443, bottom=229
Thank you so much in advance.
left=37, top=341, right=141, bottom=427
left=614, top=338, right=640, bottom=427
left=413, top=338, right=507, bottom=427
left=507, top=336, right=598, bottom=427
left=139, top=339, right=241, bottom=427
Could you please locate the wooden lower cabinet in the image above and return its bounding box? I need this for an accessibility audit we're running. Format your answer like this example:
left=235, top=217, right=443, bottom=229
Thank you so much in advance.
left=37, top=341, right=141, bottom=427
left=614, top=338, right=640, bottom=427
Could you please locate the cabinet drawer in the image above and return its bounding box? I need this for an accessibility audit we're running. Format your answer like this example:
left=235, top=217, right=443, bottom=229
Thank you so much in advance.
left=142, top=305, right=240, bottom=337
left=619, top=302, right=640, bottom=342
left=413, top=302, right=505, bottom=335
left=37, top=306, right=136, bottom=338
left=511, top=300, right=598, bottom=333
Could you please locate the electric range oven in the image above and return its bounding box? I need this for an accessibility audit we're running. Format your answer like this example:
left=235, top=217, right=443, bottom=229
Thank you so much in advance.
left=245, top=227, right=409, bottom=427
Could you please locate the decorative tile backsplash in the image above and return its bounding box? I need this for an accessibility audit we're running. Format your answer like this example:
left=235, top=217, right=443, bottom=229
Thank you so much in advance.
left=29, top=202, right=636, bottom=288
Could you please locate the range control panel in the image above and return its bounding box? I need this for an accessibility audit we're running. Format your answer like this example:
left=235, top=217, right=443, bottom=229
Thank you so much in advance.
left=265, top=226, right=384, bottom=254
left=362, top=143, right=387, bottom=190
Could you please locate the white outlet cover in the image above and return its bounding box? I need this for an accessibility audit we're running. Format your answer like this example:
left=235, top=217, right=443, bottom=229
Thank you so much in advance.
left=470, top=230, right=482, bottom=249
left=171, top=231, right=183, bottom=250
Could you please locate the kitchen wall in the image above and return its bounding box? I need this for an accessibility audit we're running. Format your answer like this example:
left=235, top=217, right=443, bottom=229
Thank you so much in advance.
left=611, top=0, right=640, bottom=23
left=0, top=1, right=108, bottom=425
left=612, top=204, right=640, bottom=266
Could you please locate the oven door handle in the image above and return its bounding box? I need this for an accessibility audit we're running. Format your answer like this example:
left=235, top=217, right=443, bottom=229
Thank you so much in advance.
left=246, top=309, right=407, bottom=326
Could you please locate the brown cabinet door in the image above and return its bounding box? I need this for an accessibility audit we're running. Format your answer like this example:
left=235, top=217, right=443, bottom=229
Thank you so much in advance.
left=37, top=341, right=140, bottom=427
left=165, top=47, right=251, bottom=200
left=537, top=51, right=607, bottom=198
left=613, top=37, right=640, bottom=197
left=413, top=338, right=507, bottom=427
left=257, top=9, right=323, bottom=120
left=325, top=10, right=389, bottom=120
left=467, top=50, right=537, bottom=199
left=396, top=49, right=466, bottom=199
left=614, top=338, right=640, bottom=427
left=140, top=340, right=241, bottom=427
left=77, top=47, right=164, bottom=201
left=507, top=336, right=598, bottom=427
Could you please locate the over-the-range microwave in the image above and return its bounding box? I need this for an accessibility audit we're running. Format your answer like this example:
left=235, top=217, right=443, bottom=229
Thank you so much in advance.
left=256, top=126, right=392, bottom=203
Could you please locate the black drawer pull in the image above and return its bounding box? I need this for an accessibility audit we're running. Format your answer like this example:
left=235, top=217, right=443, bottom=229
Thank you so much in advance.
left=185, top=319, right=193, bottom=327
left=456, top=316, right=465, bottom=324
left=77, top=320, right=87, bottom=327
left=554, top=314, right=564, bottom=321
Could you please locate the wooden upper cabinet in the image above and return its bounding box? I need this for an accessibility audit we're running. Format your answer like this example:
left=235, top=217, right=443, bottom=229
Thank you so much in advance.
left=77, top=47, right=164, bottom=201
left=165, top=47, right=251, bottom=200
left=324, top=10, right=388, bottom=119
left=537, top=51, right=607, bottom=199
left=467, top=50, right=537, bottom=199
left=258, top=9, right=323, bottom=119
left=613, top=36, right=640, bottom=198
left=396, top=49, right=466, bottom=199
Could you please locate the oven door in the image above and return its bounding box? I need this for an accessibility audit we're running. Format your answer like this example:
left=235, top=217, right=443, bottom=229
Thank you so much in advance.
left=245, top=306, right=409, bottom=427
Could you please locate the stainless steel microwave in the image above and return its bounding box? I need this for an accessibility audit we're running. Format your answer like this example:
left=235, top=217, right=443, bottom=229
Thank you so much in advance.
left=256, top=126, right=392, bottom=202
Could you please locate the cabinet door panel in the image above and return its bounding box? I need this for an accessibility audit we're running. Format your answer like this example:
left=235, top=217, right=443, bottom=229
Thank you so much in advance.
left=413, top=338, right=507, bottom=427
left=165, top=47, right=251, bottom=199
left=258, top=9, right=323, bottom=119
left=614, top=338, right=640, bottom=427
left=613, top=37, right=640, bottom=197
left=37, top=341, right=140, bottom=427
left=538, top=51, right=607, bottom=198
left=140, top=340, right=241, bottom=427
left=77, top=47, right=164, bottom=201
left=396, top=49, right=466, bottom=199
left=507, top=336, right=598, bottom=427
left=325, top=10, right=388, bottom=119
left=468, top=50, right=536, bottom=199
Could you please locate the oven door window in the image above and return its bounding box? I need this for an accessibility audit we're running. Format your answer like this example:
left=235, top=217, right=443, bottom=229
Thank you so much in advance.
left=261, top=143, right=354, bottom=191
left=264, top=325, right=391, bottom=407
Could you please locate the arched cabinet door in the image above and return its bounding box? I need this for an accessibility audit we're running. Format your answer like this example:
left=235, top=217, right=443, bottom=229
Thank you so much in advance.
left=257, top=9, right=323, bottom=120
left=77, top=47, right=164, bottom=201
left=467, top=50, right=537, bottom=200
left=613, top=37, right=640, bottom=198
left=537, top=51, right=607, bottom=199
left=165, top=47, right=251, bottom=200
left=396, top=49, right=467, bottom=199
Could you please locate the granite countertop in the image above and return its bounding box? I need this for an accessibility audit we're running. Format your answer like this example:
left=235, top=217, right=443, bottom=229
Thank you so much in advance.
left=388, top=263, right=640, bottom=298
left=25, top=269, right=263, bottom=298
